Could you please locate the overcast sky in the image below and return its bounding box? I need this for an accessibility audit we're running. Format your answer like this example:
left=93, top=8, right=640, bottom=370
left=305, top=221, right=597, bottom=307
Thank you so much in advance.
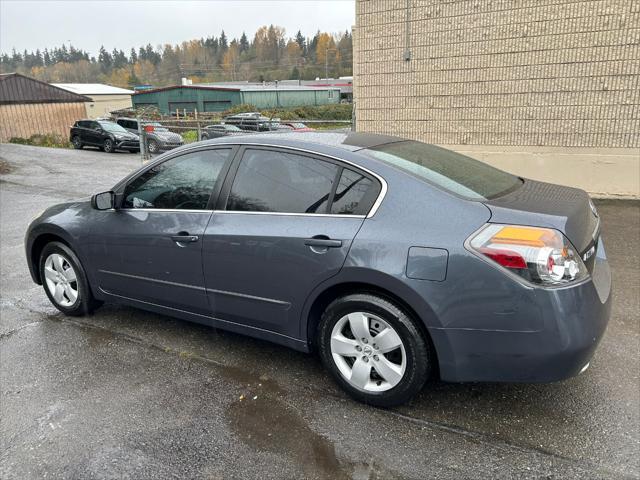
left=0, top=0, right=355, bottom=55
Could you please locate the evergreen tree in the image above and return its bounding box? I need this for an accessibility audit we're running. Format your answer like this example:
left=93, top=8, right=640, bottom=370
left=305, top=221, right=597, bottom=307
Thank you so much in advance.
left=239, top=32, right=249, bottom=53
left=98, top=46, right=112, bottom=72
left=220, top=30, right=228, bottom=50
left=295, top=30, right=306, bottom=55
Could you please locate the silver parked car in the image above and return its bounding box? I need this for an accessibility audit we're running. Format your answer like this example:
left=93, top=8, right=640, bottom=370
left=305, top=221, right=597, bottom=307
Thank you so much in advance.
left=116, top=118, right=184, bottom=154
left=201, top=124, right=243, bottom=140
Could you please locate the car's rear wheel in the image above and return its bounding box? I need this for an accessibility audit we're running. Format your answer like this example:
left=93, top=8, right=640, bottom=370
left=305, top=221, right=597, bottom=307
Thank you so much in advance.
left=147, top=139, right=159, bottom=154
left=39, top=242, right=102, bottom=316
left=103, top=138, right=115, bottom=153
left=318, top=293, right=433, bottom=407
left=71, top=136, right=83, bottom=149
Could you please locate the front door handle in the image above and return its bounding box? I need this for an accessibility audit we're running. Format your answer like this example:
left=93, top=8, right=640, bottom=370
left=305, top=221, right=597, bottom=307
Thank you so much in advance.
left=171, top=233, right=199, bottom=244
left=304, top=237, right=342, bottom=248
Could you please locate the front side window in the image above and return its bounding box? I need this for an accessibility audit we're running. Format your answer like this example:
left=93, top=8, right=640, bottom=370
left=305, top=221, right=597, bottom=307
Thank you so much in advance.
left=227, top=149, right=338, bottom=214
left=123, top=149, right=230, bottom=210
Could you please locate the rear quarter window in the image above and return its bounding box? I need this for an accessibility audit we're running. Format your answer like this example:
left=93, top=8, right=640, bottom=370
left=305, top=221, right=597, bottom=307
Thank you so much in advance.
left=365, top=141, right=522, bottom=201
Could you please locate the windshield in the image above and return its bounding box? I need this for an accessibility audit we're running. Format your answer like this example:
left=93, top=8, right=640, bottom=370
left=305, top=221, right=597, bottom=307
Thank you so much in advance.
left=364, top=141, right=522, bottom=200
left=99, top=122, right=128, bottom=133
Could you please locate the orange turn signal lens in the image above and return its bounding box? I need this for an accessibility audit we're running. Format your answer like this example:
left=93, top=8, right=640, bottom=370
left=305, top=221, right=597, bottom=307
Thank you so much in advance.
left=490, top=226, right=557, bottom=248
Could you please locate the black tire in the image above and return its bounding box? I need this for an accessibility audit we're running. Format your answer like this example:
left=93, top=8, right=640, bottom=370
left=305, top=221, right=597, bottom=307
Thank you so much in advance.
left=147, top=139, right=159, bottom=154
left=39, top=242, right=102, bottom=316
left=103, top=138, right=115, bottom=153
left=318, top=293, right=433, bottom=407
left=71, top=136, right=83, bottom=149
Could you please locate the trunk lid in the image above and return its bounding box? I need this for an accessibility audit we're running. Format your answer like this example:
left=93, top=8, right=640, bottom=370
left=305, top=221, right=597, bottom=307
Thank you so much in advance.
left=484, top=179, right=600, bottom=266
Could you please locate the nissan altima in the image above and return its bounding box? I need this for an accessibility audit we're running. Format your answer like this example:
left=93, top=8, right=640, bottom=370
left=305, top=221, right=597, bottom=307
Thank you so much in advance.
left=25, top=132, right=611, bottom=406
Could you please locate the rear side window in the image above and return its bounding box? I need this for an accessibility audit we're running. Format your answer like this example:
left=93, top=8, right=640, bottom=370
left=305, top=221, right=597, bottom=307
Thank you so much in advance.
left=123, top=149, right=231, bottom=209
left=330, top=168, right=378, bottom=215
left=365, top=141, right=522, bottom=200
left=227, top=149, right=338, bottom=214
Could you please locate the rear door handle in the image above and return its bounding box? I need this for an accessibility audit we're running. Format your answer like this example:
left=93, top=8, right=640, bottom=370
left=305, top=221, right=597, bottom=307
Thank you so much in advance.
left=304, top=238, right=342, bottom=248
left=171, top=234, right=199, bottom=244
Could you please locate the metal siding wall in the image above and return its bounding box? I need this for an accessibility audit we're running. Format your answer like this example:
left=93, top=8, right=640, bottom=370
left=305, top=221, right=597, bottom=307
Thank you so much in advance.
left=133, top=88, right=341, bottom=112
left=0, top=102, right=85, bottom=141
left=239, top=89, right=340, bottom=108
left=133, top=89, right=241, bottom=114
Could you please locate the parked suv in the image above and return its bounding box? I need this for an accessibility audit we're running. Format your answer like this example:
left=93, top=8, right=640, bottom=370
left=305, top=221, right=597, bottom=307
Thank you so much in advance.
left=223, top=112, right=280, bottom=131
left=70, top=120, right=139, bottom=153
left=116, top=118, right=184, bottom=154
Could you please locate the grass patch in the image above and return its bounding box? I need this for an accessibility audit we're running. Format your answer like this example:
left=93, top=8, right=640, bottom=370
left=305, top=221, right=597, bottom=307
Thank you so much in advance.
left=9, top=134, right=71, bottom=149
left=181, top=130, right=199, bottom=143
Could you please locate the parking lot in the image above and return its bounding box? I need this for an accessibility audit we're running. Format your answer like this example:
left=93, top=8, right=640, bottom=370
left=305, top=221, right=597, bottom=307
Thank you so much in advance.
left=0, top=143, right=638, bottom=479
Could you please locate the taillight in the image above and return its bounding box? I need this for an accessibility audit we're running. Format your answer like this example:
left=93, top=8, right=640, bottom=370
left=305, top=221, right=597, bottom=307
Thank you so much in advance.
left=468, top=224, right=588, bottom=286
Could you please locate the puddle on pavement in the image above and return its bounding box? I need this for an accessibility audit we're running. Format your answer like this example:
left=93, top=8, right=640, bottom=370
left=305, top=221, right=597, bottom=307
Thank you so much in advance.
left=84, top=326, right=115, bottom=348
left=0, top=158, right=15, bottom=174
left=226, top=374, right=400, bottom=480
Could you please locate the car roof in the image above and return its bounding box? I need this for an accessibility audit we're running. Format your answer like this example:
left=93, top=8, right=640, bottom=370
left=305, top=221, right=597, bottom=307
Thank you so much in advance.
left=200, top=131, right=407, bottom=152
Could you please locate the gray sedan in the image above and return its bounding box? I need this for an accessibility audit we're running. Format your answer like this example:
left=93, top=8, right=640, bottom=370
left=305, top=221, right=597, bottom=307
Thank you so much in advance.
left=24, top=132, right=611, bottom=406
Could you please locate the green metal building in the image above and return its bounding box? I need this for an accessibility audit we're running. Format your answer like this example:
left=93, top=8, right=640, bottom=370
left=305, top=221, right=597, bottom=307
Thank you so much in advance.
left=132, top=84, right=341, bottom=114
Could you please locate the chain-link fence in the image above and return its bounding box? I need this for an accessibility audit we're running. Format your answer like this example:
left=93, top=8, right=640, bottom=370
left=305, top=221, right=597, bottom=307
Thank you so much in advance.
left=109, top=112, right=353, bottom=162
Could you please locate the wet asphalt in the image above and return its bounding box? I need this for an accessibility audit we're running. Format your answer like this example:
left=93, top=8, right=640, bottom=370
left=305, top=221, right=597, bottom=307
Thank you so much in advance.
left=0, top=143, right=638, bottom=479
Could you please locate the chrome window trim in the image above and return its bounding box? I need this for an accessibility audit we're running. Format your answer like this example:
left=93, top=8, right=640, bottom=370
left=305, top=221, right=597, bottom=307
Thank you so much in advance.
left=213, top=210, right=366, bottom=219
left=148, top=141, right=388, bottom=218
left=118, top=208, right=213, bottom=214
left=115, top=208, right=364, bottom=218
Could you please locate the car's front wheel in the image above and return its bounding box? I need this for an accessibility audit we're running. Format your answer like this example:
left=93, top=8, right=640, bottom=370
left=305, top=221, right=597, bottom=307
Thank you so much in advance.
left=71, top=136, right=83, bottom=149
left=39, top=242, right=101, bottom=316
left=318, top=293, right=433, bottom=407
left=103, top=138, right=115, bottom=153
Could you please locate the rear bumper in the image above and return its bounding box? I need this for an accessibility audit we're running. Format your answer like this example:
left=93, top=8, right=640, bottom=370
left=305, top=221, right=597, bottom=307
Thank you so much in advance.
left=432, top=240, right=612, bottom=383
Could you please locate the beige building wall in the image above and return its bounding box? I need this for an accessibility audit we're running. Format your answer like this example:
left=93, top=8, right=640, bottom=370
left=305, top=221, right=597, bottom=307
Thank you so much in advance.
left=354, top=0, right=640, bottom=198
left=0, top=102, right=85, bottom=142
left=84, top=94, right=132, bottom=118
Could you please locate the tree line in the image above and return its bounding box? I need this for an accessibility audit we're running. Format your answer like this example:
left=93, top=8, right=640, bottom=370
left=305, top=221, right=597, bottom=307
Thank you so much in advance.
left=0, top=26, right=352, bottom=88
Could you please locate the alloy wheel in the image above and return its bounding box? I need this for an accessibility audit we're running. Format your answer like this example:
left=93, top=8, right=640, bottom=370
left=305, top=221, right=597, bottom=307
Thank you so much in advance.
left=330, top=312, right=406, bottom=392
left=43, top=253, right=79, bottom=307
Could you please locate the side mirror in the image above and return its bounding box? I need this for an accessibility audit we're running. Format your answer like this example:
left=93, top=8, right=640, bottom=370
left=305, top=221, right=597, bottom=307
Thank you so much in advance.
left=91, top=191, right=115, bottom=210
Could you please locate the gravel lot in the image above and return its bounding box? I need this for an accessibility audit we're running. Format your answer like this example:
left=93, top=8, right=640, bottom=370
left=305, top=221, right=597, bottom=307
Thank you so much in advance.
left=1, top=143, right=638, bottom=479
